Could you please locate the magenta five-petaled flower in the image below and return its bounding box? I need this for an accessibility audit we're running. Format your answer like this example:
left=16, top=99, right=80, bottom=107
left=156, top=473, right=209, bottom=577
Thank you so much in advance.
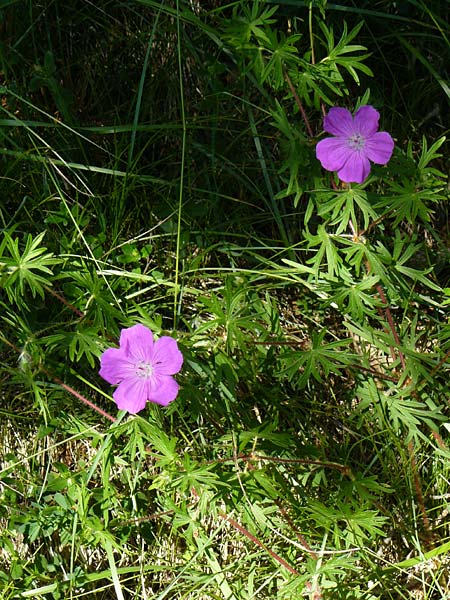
left=99, top=324, right=183, bottom=414
left=316, top=105, right=394, bottom=184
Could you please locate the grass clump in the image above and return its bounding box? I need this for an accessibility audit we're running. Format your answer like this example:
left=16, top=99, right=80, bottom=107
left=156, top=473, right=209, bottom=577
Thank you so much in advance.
left=0, top=1, right=449, bottom=598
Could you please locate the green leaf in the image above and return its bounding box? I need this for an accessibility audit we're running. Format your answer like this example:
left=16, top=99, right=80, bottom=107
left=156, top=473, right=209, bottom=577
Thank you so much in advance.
left=278, top=328, right=354, bottom=388
left=0, top=231, right=58, bottom=304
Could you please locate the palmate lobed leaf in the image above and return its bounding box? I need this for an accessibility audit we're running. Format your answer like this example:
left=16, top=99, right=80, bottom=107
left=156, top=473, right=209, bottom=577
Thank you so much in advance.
left=317, top=20, right=374, bottom=86
left=278, top=329, right=355, bottom=388
left=323, top=271, right=381, bottom=319
left=258, top=30, right=303, bottom=88
left=222, top=2, right=278, bottom=46
left=0, top=231, right=58, bottom=303
left=43, top=327, right=103, bottom=368
left=307, top=498, right=387, bottom=548
left=305, top=224, right=344, bottom=279
left=318, top=187, right=378, bottom=233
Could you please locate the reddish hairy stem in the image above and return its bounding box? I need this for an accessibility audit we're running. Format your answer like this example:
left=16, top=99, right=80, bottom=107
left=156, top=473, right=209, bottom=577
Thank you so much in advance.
left=0, top=335, right=115, bottom=422
left=247, top=453, right=350, bottom=474
left=44, top=285, right=85, bottom=318
left=283, top=69, right=314, bottom=138
left=408, top=440, right=433, bottom=545
left=351, top=221, right=406, bottom=371
left=219, top=510, right=322, bottom=597
left=276, top=501, right=318, bottom=560
left=359, top=208, right=395, bottom=237
left=218, top=511, right=299, bottom=575
left=352, top=364, right=399, bottom=383
left=348, top=219, right=438, bottom=548
left=41, top=368, right=116, bottom=422
left=375, top=284, right=406, bottom=370
left=209, top=453, right=351, bottom=475
left=417, top=349, right=450, bottom=392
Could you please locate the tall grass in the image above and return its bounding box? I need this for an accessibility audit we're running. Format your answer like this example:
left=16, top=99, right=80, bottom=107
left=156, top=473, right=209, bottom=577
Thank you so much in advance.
left=0, top=1, right=449, bottom=598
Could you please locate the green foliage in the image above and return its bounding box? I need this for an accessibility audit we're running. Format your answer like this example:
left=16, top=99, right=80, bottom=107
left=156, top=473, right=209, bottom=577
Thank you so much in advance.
left=0, top=0, right=449, bottom=598
left=222, top=2, right=374, bottom=107
left=0, top=231, right=57, bottom=305
left=278, top=328, right=355, bottom=388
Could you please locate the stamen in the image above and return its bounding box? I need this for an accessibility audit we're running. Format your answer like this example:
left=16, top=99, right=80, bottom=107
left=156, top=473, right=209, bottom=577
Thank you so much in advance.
left=136, top=361, right=153, bottom=378
left=347, top=133, right=365, bottom=150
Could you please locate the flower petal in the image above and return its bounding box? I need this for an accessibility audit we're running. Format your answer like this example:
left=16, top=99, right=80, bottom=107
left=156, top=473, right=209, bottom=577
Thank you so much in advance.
left=147, top=375, right=180, bottom=406
left=152, top=336, right=183, bottom=375
left=316, top=137, right=350, bottom=172
left=119, top=324, right=154, bottom=363
left=323, top=107, right=354, bottom=136
left=353, top=105, right=380, bottom=137
left=364, top=131, right=394, bottom=165
left=113, top=377, right=148, bottom=414
left=338, top=152, right=371, bottom=183
left=99, top=348, right=136, bottom=385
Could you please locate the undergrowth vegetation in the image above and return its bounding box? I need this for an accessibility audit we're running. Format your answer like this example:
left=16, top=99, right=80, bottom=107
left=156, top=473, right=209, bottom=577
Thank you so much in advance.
left=0, top=0, right=449, bottom=598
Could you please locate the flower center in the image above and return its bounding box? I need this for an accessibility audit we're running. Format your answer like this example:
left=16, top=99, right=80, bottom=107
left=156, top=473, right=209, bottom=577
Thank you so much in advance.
left=136, top=361, right=153, bottom=378
left=347, top=133, right=365, bottom=151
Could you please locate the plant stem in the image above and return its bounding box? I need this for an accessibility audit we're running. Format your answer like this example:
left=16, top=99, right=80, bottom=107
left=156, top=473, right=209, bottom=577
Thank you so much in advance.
left=283, top=68, right=314, bottom=138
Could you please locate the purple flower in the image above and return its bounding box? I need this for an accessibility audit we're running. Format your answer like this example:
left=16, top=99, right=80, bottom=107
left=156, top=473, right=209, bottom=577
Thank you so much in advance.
left=316, top=105, right=394, bottom=183
left=99, top=324, right=183, bottom=414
